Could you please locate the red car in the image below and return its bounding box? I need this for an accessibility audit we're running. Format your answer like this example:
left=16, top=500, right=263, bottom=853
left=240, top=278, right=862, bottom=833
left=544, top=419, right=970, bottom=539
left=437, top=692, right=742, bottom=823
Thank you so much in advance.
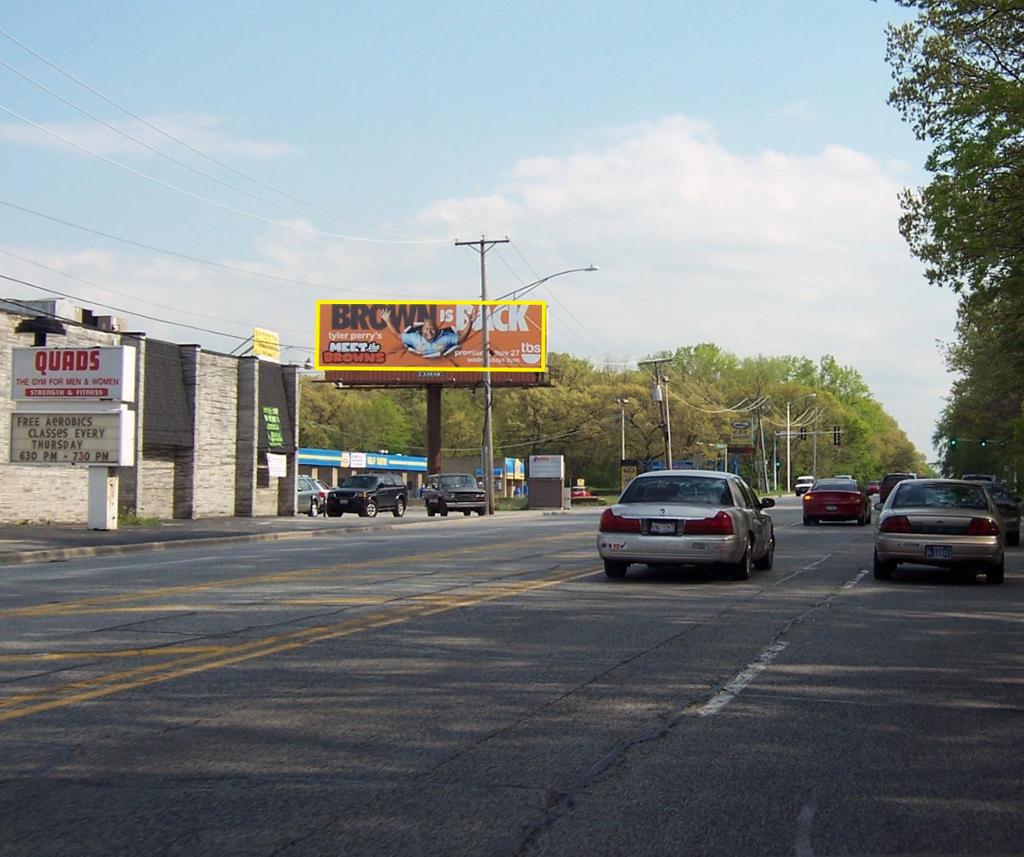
left=866, top=480, right=880, bottom=496
left=802, top=478, right=872, bottom=526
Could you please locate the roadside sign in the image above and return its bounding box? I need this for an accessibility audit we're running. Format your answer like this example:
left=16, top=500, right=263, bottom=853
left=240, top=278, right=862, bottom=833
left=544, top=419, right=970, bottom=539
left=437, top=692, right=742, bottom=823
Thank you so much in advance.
left=730, top=419, right=752, bottom=444
left=11, top=346, right=136, bottom=402
left=9, top=409, right=135, bottom=466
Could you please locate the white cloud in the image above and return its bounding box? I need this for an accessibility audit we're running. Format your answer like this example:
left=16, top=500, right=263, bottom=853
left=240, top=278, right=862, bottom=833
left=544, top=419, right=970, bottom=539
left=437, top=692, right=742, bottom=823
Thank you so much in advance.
left=0, top=113, right=297, bottom=160
left=2, top=115, right=956, bottom=456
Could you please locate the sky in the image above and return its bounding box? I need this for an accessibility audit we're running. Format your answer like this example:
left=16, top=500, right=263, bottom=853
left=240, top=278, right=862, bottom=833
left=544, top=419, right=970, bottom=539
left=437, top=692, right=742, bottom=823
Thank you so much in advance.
left=0, top=0, right=959, bottom=458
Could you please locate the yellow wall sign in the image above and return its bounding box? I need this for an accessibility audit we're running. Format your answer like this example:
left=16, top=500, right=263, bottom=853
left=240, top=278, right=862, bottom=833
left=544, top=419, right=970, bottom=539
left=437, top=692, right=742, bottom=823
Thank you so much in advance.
left=253, top=327, right=280, bottom=362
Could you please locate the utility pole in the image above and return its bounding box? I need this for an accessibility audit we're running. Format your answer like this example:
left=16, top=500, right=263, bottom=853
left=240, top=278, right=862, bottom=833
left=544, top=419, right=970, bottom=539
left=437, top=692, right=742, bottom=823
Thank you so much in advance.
left=639, top=359, right=672, bottom=468
left=455, top=235, right=509, bottom=515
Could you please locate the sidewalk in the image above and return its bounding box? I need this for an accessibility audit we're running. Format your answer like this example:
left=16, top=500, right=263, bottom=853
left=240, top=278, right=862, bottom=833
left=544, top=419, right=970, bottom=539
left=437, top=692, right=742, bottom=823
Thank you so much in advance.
left=0, top=506, right=577, bottom=566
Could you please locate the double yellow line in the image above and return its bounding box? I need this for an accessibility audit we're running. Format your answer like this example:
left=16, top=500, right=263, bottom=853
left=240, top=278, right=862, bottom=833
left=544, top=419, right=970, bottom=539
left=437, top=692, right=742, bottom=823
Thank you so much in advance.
left=0, top=563, right=597, bottom=723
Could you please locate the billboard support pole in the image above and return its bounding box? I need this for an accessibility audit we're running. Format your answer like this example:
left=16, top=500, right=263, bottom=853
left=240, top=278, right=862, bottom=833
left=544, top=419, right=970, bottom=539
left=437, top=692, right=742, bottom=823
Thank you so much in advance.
left=455, top=235, right=509, bottom=515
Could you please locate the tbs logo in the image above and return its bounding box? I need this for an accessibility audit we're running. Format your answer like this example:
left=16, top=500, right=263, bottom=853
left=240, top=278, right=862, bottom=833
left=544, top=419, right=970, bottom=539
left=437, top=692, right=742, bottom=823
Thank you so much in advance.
left=521, top=342, right=542, bottom=365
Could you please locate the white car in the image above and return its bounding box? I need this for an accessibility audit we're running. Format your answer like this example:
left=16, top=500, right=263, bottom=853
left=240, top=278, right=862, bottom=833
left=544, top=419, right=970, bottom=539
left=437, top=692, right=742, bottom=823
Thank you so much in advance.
left=794, top=475, right=815, bottom=496
left=597, top=470, right=775, bottom=581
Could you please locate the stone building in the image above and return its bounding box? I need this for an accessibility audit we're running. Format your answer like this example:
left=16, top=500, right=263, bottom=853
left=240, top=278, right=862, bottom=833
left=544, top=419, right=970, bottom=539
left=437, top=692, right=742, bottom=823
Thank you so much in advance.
left=0, top=300, right=298, bottom=523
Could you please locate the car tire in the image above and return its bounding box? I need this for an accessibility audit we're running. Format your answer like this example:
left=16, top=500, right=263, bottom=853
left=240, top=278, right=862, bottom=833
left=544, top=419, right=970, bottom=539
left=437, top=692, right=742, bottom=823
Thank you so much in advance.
left=361, top=500, right=378, bottom=518
left=729, top=542, right=752, bottom=581
left=857, top=512, right=866, bottom=526
left=440, top=507, right=448, bottom=517
left=427, top=505, right=436, bottom=517
left=392, top=498, right=406, bottom=518
left=476, top=508, right=486, bottom=516
left=1007, top=531, right=1019, bottom=547
left=463, top=510, right=472, bottom=516
left=326, top=508, right=341, bottom=518
left=873, top=551, right=894, bottom=580
left=753, top=531, right=775, bottom=570
left=308, top=499, right=319, bottom=517
left=803, top=515, right=815, bottom=526
left=604, top=560, right=628, bottom=578
left=986, top=557, right=1005, bottom=584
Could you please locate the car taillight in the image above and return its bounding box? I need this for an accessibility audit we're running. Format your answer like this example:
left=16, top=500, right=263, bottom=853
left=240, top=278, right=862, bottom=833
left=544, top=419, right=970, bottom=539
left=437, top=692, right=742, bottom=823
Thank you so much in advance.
left=967, top=518, right=1000, bottom=536
left=879, top=515, right=912, bottom=533
left=599, top=509, right=641, bottom=533
left=683, top=510, right=734, bottom=535
left=802, top=493, right=813, bottom=502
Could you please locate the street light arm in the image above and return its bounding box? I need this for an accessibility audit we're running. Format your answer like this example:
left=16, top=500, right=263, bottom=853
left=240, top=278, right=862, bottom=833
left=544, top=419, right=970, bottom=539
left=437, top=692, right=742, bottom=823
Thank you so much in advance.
left=495, top=266, right=598, bottom=301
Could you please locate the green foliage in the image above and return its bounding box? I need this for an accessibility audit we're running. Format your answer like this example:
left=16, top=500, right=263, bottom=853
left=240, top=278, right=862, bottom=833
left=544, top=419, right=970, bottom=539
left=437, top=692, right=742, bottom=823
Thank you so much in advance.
left=887, top=1, right=1024, bottom=483
left=298, top=346, right=926, bottom=492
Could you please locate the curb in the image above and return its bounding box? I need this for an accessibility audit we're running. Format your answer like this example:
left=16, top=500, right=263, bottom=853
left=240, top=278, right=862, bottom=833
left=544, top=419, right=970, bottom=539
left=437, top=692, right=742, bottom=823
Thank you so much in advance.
left=0, top=508, right=566, bottom=567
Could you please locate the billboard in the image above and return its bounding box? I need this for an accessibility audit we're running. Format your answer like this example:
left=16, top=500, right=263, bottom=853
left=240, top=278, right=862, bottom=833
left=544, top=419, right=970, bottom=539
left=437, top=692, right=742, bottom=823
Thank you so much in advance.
left=11, top=346, right=136, bottom=402
left=314, top=301, right=546, bottom=373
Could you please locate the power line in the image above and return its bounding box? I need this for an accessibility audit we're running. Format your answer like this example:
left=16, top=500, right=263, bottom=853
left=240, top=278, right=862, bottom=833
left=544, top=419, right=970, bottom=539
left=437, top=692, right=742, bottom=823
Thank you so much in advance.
left=0, top=246, right=245, bottom=326
left=0, top=102, right=451, bottom=245
left=0, top=198, right=402, bottom=294
left=0, top=25, right=437, bottom=238
left=0, top=56, right=361, bottom=229
left=0, top=270, right=248, bottom=340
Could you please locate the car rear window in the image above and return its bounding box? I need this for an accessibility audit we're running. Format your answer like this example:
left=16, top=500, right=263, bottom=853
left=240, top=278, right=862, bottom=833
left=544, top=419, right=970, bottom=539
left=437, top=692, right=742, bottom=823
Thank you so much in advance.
left=620, top=476, right=732, bottom=505
left=811, top=480, right=857, bottom=492
left=891, top=482, right=989, bottom=510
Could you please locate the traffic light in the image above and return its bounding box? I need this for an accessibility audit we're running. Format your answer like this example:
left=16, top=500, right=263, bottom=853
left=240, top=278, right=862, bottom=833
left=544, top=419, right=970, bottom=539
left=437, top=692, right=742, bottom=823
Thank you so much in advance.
left=833, top=425, right=841, bottom=446
left=949, top=438, right=958, bottom=448
left=980, top=439, right=988, bottom=448
left=799, top=425, right=807, bottom=441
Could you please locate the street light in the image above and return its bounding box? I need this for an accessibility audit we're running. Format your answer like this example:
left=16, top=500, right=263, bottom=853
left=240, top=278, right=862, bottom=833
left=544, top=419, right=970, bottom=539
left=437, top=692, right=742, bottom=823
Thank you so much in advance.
left=498, top=266, right=599, bottom=301
left=480, top=264, right=598, bottom=514
left=614, top=397, right=630, bottom=460
left=786, top=393, right=816, bottom=494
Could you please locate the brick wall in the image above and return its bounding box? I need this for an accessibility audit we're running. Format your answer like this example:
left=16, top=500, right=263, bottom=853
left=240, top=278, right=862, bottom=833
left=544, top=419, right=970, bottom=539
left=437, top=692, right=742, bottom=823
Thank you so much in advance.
left=194, top=352, right=239, bottom=517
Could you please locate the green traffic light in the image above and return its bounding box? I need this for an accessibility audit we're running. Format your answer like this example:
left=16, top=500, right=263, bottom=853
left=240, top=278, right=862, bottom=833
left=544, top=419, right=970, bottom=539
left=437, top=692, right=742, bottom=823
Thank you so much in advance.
left=949, top=438, right=957, bottom=447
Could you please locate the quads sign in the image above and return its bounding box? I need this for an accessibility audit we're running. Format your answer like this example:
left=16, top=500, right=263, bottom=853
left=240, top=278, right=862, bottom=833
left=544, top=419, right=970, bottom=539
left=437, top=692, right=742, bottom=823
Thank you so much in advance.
left=11, top=346, right=136, bottom=402
left=9, top=411, right=135, bottom=465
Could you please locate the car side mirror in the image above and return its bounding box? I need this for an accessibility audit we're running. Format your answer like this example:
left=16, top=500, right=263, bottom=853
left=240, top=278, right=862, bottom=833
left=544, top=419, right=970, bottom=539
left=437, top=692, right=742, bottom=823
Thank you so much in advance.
left=874, top=502, right=882, bottom=511
left=760, top=497, right=775, bottom=509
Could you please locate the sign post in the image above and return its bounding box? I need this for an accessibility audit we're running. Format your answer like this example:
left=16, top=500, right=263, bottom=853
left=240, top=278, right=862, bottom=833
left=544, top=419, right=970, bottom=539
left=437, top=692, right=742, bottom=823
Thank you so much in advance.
left=10, top=346, right=137, bottom=530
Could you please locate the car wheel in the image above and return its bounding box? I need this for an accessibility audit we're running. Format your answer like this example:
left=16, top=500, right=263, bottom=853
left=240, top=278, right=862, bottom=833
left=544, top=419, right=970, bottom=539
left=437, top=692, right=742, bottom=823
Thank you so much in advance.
left=873, top=551, right=894, bottom=580
left=427, top=505, right=436, bottom=517
left=308, top=499, right=319, bottom=517
left=361, top=500, right=378, bottom=518
left=753, top=530, right=775, bottom=570
left=476, top=508, right=486, bottom=516
left=1007, top=531, right=1019, bottom=547
left=729, top=542, right=752, bottom=581
left=986, top=557, right=1005, bottom=584
left=440, top=507, right=448, bottom=517
left=803, top=515, right=814, bottom=526
left=392, top=498, right=406, bottom=518
left=856, top=512, right=866, bottom=526
left=326, top=508, right=341, bottom=518
left=604, top=560, right=628, bottom=578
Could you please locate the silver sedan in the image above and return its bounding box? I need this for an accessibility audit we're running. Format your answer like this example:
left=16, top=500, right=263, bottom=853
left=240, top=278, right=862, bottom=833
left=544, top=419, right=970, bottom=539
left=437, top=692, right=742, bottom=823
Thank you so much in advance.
left=874, top=478, right=1005, bottom=583
left=597, top=470, right=775, bottom=580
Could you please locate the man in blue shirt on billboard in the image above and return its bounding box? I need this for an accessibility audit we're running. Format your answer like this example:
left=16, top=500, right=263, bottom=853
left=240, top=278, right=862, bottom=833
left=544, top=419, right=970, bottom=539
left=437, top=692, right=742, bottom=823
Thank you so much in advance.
left=379, top=306, right=479, bottom=358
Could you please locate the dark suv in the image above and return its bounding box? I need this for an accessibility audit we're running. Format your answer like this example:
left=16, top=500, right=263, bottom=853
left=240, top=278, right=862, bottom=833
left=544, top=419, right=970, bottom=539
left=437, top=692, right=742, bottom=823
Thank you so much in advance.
left=326, top=473, right=408, bottom=518
left=879, top=472, right=917, bottom=505
left=423, top=473, right=486, bottom=517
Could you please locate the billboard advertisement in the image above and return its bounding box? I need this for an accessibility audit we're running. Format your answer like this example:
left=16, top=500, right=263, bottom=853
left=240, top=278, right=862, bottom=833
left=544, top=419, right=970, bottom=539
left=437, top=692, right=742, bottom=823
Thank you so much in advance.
left=314, top=301, right=546, bottom=373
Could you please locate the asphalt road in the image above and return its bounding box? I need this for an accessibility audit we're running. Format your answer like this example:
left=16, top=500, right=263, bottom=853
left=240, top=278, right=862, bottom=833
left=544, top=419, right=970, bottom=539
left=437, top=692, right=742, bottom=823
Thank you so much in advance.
left=2, top=498, right=1022, bottom=856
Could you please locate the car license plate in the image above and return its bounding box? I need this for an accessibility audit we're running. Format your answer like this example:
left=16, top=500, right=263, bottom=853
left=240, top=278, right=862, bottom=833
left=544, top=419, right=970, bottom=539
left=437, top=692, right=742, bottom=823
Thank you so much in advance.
left=650, top=520, right=675, bottom=535
left=925, top=545, right=952, bottom=560
left=825, top=505, right=837, bottom=511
